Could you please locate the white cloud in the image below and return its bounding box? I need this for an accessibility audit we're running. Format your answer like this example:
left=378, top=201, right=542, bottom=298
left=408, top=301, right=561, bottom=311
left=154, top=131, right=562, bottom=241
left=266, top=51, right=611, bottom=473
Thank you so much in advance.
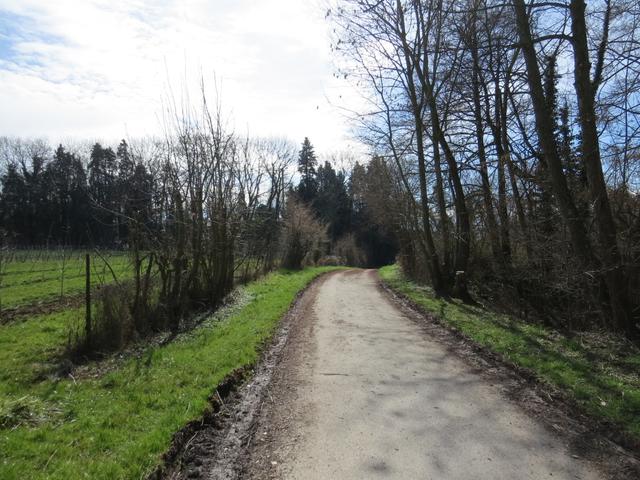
left=0, top=0, right=367, bottom=155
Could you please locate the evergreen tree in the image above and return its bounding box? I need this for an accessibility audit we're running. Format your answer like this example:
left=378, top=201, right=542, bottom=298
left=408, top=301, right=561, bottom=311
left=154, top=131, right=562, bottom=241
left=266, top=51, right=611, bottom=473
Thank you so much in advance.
left=88, top=143, right=118, bottom=244
left=46, top=145, right=90, bottom=245
left=354, top=158, right=398, bottom=266
left=314, top=161, right=351, bottom=240
left=296, top=137, right=318, bottom=203
left=117, top=139, right=135, bottom=181
left=116, top=139, right=136, bottom=241
left=543, top=54, right=559, bottom=129
left=559, top=103, right=578, bottom=178
left=0, top=163, right=27, bottom=242
left=558, top=102, right=589, bottom=217
left=129, top=163, right=154, bottom=224
left=21, top=155, right=49, bottom=244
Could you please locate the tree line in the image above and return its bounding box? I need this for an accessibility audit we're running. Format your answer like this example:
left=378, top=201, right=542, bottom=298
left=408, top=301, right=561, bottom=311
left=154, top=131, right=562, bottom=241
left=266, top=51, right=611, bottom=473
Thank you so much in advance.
left=0, top=138, right=153, bottom=247
left=3, top=0, right=638, bottom=342
left=0, top=109, right=396, bottom=352
left=329, top=0, right=640, bottom=337
left=289, top=137, right=397, bottom=268
left=0, top=134, right=397, bottom=268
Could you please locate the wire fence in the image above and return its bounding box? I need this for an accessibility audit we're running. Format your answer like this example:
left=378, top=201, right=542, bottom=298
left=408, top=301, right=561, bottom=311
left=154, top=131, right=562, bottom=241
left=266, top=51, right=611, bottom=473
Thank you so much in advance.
left=0, top=247, right=131, bottom=317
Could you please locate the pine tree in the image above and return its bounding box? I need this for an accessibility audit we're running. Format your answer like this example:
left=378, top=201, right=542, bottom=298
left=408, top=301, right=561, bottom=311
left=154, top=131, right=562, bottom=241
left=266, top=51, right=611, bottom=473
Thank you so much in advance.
left=0, top=164, right=27, bottom=241
left=314, top=161, right=351, bottom=240
left=117, top=140, right=135, bottom=182
left=116, top=139, right=136, bottom=241
left=46, top=146, right=90, bottom=245
left=296, top=137, right=318, bottom=203
left=88, top=143, right=118, bottom=244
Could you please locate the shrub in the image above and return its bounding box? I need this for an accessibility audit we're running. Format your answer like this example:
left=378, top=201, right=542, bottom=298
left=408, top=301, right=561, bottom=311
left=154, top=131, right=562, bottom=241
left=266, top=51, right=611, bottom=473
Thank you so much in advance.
left=334, top=233, right=366, bottom=267
left=281, top=196, right=328, bottom=270
left=317, top=255, right=342, bottom=266
left=66, top=284, right=131, bottom=358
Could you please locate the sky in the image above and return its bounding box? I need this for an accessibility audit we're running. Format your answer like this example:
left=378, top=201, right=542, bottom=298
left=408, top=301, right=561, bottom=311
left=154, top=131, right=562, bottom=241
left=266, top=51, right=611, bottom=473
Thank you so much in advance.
left=0, top=0, right=365, bottom=155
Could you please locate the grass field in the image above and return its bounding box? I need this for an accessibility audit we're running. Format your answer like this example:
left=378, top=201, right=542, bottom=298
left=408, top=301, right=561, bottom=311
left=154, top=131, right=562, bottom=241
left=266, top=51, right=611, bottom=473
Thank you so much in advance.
left=0, top=251, right=132, bottom=310
left=379, top=264, right=640, bottom=441
left=0, top=251, right=270, bottom=313
left=0, top=267, right=337, bottom=479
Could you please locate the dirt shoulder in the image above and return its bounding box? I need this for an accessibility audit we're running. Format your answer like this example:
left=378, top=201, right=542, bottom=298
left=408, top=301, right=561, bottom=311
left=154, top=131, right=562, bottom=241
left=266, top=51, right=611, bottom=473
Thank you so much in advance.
left=239, top=268, right=324, bottom=480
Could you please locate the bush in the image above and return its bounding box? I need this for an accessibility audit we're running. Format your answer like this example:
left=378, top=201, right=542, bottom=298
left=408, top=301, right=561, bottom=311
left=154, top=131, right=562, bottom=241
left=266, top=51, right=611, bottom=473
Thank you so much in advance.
left=317, top=255, right=342, bottom=266
left=281, top=196, right=328, bottom=270
left=67, top=281, right=166, bottom=359
left=334, top=233, right=366, bottom=267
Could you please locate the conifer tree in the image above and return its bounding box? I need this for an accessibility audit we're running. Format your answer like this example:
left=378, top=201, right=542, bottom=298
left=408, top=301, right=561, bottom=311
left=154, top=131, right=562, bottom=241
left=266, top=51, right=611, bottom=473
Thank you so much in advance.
left=296, top=137, right=318, bottom=203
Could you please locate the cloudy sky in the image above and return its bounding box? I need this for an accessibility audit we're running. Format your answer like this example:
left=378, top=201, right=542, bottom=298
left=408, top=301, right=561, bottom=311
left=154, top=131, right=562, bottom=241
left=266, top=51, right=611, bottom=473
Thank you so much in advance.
left=0, top=0, right=363, bottom=153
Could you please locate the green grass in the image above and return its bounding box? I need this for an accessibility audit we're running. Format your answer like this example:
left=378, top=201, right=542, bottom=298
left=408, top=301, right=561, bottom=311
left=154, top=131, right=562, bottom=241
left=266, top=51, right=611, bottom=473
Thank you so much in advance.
left=0, top=252, right=266, bottom=312
left=0, top=267, right=338, bottom=479
left=1, top=252, right=133, bottom=310
left=379, top=264, right=640, bottom=441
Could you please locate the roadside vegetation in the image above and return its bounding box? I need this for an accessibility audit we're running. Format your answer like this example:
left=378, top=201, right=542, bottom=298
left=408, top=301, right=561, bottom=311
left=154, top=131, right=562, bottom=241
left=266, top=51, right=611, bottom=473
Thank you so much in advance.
left=380, top=265, right=640, bottom=441
left=1, top=103, right=387, bottom=358
left=330, top=1, right=640, bottom=339
left=0, top=267, right=336, bottom=480
left=0, top=103, right=369, bottom=477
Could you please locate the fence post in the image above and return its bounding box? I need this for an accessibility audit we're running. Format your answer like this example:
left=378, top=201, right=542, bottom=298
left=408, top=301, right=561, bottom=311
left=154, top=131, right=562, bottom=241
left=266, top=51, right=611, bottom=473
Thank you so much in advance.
left=85, top=253, right=91, bottom=339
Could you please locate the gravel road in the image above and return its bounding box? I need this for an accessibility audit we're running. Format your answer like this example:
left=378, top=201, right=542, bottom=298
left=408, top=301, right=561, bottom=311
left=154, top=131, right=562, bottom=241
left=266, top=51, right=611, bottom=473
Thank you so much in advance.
left=244, top=269, right=602, bottom=479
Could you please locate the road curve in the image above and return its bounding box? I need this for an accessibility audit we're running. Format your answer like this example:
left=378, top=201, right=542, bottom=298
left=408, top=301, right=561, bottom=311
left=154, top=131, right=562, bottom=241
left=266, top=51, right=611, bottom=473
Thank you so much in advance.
left=244, top=269, right=601, bottom=480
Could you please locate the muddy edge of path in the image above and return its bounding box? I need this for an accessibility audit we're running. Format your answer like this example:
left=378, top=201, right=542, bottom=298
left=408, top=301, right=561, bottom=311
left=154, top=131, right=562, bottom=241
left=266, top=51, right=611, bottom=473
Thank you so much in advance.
left=154, top=270, right=338, bottom=480
left=240, top=271, right=364, bottom=479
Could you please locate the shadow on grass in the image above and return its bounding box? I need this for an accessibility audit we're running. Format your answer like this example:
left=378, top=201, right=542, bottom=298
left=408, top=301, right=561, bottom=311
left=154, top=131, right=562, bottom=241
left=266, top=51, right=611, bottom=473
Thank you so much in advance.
left=389, top=273, right=640, bottom=439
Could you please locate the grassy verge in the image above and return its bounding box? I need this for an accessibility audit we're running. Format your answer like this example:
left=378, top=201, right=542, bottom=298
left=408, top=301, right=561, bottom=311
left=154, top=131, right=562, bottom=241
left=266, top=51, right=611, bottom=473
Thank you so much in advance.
left=379, top=264, right=640, bottom=441
left=0, top=267, right=338, bottom=479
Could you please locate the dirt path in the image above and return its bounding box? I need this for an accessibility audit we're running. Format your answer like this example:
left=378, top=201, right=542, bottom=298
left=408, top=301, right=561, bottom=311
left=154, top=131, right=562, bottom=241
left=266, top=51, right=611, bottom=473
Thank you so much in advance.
left=243, top=269, right=603, bottom=480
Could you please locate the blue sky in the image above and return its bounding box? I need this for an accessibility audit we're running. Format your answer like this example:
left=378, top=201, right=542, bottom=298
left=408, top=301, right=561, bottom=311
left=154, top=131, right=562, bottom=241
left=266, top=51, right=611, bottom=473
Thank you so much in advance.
left=0, top=11, right=61, bottom=70
left=0, top=0, right=364, bottom=153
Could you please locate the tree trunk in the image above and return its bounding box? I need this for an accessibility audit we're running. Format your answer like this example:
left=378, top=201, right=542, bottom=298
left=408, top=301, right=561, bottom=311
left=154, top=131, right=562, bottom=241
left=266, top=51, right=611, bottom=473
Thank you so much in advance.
left=568, top=0, right=635, bottom=335
left=430, top=122, right=452, bottom=276
left=513, top=0, right=593, bottom=264
left=396, top=3, right=445, bottom=294
left=470, top=34, right=503, bottom=265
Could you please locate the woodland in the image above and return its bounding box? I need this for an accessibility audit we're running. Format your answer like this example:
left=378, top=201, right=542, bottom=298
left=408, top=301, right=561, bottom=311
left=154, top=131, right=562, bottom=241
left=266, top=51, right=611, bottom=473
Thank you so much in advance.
left=2, top=0, right=640, bottom=343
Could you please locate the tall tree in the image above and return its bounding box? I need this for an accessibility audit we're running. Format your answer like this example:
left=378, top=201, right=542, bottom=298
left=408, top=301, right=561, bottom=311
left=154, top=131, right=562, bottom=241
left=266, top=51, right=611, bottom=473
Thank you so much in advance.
left=46, top=145, right=90, bottom=245
left=296, top=137, right=318, bottom=203
left=88, top=143, right=118, bottom=244
left=314, top=161, right=351, bottom=240
left=567, top=0, right=633, bottom=334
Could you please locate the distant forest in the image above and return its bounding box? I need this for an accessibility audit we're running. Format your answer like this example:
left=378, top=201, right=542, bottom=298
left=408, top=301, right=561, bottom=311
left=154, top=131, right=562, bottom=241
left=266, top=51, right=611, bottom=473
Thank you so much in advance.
left=0, top=136, right=396, bottom=266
